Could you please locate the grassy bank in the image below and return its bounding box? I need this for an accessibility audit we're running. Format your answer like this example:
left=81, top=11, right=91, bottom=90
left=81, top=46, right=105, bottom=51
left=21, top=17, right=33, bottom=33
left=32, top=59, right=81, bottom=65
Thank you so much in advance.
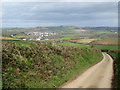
left=107, top=50, right=120, bottom=88
left=2, top=40, right=102, bottom=88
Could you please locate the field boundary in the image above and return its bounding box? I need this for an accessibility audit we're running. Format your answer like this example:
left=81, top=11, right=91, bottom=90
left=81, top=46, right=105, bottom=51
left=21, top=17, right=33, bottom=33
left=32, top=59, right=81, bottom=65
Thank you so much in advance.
left=58, top=53, right=104, bottom=88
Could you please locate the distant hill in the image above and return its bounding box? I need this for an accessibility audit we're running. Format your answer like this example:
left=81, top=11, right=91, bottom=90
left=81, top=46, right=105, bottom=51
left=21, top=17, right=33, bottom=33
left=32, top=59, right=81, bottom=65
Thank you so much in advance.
left=82, top=27, right=118, bottom=31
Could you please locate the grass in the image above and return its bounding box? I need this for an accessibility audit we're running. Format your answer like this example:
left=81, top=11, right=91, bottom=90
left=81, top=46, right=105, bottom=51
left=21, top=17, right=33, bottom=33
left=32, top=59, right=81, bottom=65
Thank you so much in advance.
left=98, top=31, right=111, bottom=34
left=57, top=41, right=118, bottom=50
left=48, top=26, right=75, bottom=31
left=95, top=45, right=118, bottom=50
left=94, top=38, right=118, bottom=45
left=57, top=42, right=79, bottom=46
left=1, top=37, right=21, bottom=40
left=76, top=39, right=97, bottom=43
left=61, top=34, right=75, bottom=37
left=53, top=37, right=73, bottom=40
left=107, top=50, right=120, bottom=88
left=2, top=40, right=102, bottom=88
left=57, top=42, right=90, bottom=48
left=87, top=31, right=111, bottom=35
left=12, top=36, right=25, bottom=38
left=68, top=37, right=98, bottom=44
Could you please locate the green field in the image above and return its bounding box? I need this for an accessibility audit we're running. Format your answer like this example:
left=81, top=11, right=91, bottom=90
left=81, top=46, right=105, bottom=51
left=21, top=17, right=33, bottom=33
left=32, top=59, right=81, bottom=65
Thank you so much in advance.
left=57, top=41, right=119, bottom=50
left=12, top=36, right=25, bottom=38
left=57, top=42, right=90, bottom=48
left=61, top=34, right=75, bottom=37
left=87, top=31, right=112, bottom=35
left=95, top=45, right=118, bottom=50
left=75, top=39, right=97, bottom=43
left=93, top=38, right=118, bottom=45
left=54, top=37, right=73, bottom=40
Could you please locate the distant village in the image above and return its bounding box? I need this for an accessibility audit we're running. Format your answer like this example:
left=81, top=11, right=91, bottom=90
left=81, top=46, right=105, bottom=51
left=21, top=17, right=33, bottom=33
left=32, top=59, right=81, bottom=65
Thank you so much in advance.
left=11, top=31, right=57, bottom=41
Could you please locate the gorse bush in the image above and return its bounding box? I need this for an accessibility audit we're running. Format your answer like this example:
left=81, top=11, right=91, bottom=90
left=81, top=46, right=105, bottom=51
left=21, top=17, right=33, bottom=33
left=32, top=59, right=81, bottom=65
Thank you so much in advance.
left=2, top=41, right=102, bottom=88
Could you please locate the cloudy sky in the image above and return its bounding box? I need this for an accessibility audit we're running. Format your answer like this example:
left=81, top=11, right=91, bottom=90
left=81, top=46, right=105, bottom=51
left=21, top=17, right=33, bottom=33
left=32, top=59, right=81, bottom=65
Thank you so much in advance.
left=2, top=2, right=118, bottom=28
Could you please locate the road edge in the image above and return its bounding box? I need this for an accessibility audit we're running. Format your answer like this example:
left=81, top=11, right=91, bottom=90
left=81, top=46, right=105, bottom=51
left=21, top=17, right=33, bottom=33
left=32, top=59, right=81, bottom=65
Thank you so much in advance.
left=58, top=52, right=104, bottom=88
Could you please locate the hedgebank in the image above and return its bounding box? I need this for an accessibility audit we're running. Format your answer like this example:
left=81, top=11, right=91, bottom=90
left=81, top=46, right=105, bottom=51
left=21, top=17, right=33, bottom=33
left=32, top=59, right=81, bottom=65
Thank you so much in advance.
left=2, top=40, right=102, bottom=88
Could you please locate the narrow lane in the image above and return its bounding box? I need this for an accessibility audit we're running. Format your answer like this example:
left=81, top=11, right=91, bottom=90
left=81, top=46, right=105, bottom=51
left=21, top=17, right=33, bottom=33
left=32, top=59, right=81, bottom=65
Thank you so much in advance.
left=61, top=53, right=113, bottom=88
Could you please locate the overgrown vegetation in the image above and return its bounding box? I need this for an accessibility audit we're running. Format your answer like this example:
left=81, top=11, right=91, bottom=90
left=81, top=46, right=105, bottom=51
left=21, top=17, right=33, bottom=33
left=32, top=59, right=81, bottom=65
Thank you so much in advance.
left=2, top=40, right=102, bottom=88
left=107, top=50, right=120, bottom=88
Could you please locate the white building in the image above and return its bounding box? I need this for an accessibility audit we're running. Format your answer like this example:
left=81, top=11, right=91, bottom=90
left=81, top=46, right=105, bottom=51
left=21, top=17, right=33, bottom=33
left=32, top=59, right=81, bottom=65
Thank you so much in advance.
left=23, top=39, right=26, bottom=41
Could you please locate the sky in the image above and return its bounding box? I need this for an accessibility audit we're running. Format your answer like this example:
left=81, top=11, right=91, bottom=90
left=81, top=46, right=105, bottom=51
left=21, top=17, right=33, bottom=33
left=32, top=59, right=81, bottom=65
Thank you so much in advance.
left=1, top=0, right=119, bottom=2
left=2, top=2, right=118, bottom=28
